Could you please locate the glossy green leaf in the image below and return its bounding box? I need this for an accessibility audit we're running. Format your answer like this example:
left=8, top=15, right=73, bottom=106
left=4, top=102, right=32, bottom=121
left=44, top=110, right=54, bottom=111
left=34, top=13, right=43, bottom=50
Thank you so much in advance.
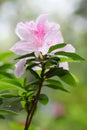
left=45, top=79, right=69, bottom=92
left=55, top=51, right=85, bottom=61
left=39, top=94, right=49, bottom=105
left=48, top=43, right=66, bottom=53
left=45, top=67, right=77, bottom=86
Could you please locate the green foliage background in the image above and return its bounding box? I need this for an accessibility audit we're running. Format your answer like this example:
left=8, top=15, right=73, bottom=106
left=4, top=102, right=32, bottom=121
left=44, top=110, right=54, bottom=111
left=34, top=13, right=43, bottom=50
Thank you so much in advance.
left=0, top=0, right=87, bottom=130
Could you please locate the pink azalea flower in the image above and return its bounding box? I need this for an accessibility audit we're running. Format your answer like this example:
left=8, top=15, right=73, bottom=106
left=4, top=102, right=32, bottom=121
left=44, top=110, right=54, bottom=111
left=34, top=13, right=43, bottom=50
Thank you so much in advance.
left=10, top=14, right=75, bottom=77
left=10, top=14, right=64, bottom=57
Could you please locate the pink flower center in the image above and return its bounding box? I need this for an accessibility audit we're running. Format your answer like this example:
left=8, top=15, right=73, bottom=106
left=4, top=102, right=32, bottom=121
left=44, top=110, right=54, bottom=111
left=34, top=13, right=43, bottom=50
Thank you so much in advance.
left=34, top=24, right=45, bottom=47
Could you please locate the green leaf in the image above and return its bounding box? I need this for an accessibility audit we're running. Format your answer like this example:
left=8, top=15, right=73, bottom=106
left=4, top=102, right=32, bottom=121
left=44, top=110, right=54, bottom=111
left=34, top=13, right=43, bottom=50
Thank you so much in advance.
left=0, top=79, right=26, bottom=92
left=28, top=68, right=40, bottom=79
left=45, top=67, right=77, bottom=86
left=0, top=98, right=3, bottom=105
left=15, top=52, right=35, bottom=60
left=60, top=57, right=76, bottom=62
left=25, top=79, right=39, bottom=90
left=0, top=72, right=14, bottom=79
left=55, top=51, right=85, bottom=61
left=0, top=114, right=5, bottom=119
left=45, top=79, right=69, bottom=92
left=0, top=78, right=22, bottom=87
left=48, top=43, right=66, bottom=53
left=0, top=109, right=18, bottom=115
left=0, top=93, right=18, bottom=98
left=39, top=94, right=49, bottom=105
left=0, top=64, right=13, bottom=71
left=26, top=63, right=39, bottom=70
left=0, top=52, right=14, bottom=62
left=10, top=122, right=23, bottom=130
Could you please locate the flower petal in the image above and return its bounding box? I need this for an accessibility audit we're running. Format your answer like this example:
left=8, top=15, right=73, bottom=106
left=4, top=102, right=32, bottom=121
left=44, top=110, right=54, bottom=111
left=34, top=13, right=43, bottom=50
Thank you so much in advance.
left=10, top=41, right=35, bottom=55
left=45, top=29, right=64, bottom=47
left=36, top=14, right=48, bottom=27
left=14, top=59, right=27, bottom=77
left=16, top=22, right=36, bottom=42
left=62, top=44, right=75, bottom=52
left=59, top=62, right=69, bottom=70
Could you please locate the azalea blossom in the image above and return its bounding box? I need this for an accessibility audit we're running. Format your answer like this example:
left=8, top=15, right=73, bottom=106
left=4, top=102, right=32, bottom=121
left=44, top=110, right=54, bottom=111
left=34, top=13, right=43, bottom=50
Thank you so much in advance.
left=10, top=14, right=64, bottom=56
left=10, top=14, right=75, bottom=77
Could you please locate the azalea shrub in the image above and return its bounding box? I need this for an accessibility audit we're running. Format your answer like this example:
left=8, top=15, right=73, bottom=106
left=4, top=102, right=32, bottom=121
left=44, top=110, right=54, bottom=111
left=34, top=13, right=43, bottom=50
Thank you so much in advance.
left=0, top=14, right=84, bottom=130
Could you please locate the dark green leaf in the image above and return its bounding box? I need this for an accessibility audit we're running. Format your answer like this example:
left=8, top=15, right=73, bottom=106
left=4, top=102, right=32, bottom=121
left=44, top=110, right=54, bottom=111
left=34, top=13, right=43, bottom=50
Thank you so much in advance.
left=55, top=51, right=85, bottom=61
left=0, top=114, right=5, bottom=119
left=25, top=79, right=39, bottom=90
left=45, top=67, right=77, bottom=86
left=0, top=64, right=13, bottom=71
left=26, top=63, right=39, bottom=70
left=49, top=43, right=66, bottom=53
left=0, top=72, right=15, bottom=79
left=28, top=68, right=40, bottom=79
left=39, top=94, right=49, bottom=105
left=45, top=79, right=69, bottom=92
left=15, top=52, right=35, bottom=60
left=0, top=98, right=3, bottom=105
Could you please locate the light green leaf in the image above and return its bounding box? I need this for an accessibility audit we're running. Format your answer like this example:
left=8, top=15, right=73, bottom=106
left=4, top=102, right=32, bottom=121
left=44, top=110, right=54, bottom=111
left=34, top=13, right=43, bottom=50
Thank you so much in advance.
left=0, top=109, right=18, bottom=115
left=0, top=79, right=26, bottom=92
left=0, top=52, right=14, bottom=62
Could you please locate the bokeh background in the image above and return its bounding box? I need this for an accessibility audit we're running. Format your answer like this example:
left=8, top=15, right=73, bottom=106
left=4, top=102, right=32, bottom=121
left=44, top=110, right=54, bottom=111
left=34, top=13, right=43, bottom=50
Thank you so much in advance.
left=0, top=0, right=87, bottom=130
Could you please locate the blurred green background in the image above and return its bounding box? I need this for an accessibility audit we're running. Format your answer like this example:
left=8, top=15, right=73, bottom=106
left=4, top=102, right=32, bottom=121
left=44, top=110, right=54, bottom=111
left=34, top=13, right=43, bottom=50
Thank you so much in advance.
left=0, top=0, right=87, bottom=130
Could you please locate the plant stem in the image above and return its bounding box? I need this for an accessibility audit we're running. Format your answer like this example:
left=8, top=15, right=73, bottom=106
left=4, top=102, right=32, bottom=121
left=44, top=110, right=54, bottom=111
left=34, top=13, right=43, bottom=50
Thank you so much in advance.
left=24, top=64, right=45, bottom=130
left=24, top=110, right=30, bottom=130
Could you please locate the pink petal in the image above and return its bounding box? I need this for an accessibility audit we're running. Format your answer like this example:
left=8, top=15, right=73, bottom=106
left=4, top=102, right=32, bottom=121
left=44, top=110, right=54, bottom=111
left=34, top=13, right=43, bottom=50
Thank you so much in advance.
left=14, top=59, right=27, bottom=77
left=10, top=41, right=35, bottom=55
left=62, top=44, right=75, bottom=52
left=36, top=14, right=48, bottom=27
left=45, top=30, right=64, bottom=47
left=59, top=62, right=69, bottom=70
left=16, top=22, right=36, bottom=42
left=38, top=42, right=49, bottom=55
